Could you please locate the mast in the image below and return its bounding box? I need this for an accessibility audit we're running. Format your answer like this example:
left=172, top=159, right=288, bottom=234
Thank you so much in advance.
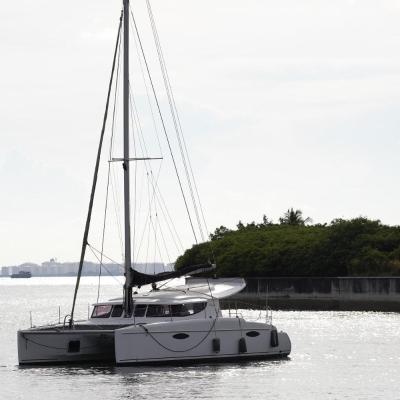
left=123, top=0, right=133, bottom=316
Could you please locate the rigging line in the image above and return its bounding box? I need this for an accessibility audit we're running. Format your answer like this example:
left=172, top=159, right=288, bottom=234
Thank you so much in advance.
left=152, top=172, right=158, bottom=270
left=146, top=0, right=215, bottom=262
left=96, top=155, right=111, bottom=303
left=128, top=91, right=162, bottom=268
left=131, top=88, right=138, bottom=269
left=151, top=175, right=184, bottom=252
left=145, top=174, right=152, bottom=273
left=109, top=33, right=124, bottom=260
left=127, top=43, right=184, bottom=255
left=87, top=242, right=124, bottom=270
left=136, top=165, right=184, bottom=258
left=154, top=212, right=171, bottom=264
left=127, top=83, right=159, bottom=263
left=138, top=318, right=217, bottom=353
left=127, top=87, right=184, bottom=264
left=112, top=33, right=125, bottom=259
left=145, top=0, right=205, bottom=242
left=97, top=22, right=123, bottom=304
left=130, top=7, right=198, bottom=244
left=130, top=16, right=163, bottom=156
left=110, top=165, right=124, bottom=259
left=87, top=244, right=123, bottom=285
left=127, top=85, right=183, bottom=259
left=69, top=11, right=123, bottom=327
left=127, top=53, right=184, bottom=256
left=149, top=207, right=169, bottom=267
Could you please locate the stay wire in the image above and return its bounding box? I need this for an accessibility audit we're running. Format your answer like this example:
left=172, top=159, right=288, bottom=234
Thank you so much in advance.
left=127, top=84, right=164, bottom=262
left=69, top=11, right=123, bottom=326
left=145, top=0, right=205, bottom=242
left=130, top=6, right=198, bottom=244
left=128, top=14, right=187, bottom=256
left=128, top=83, right=183, bottom=258
left=88, top=244, right=123, bottom=286
left=96, top=22, right=123, bottom=303
left=146, top=0, right=216, bottom=261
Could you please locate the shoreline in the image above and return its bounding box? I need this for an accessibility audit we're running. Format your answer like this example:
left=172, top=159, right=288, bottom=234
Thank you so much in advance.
left=224, top=277, right=400, bottom=312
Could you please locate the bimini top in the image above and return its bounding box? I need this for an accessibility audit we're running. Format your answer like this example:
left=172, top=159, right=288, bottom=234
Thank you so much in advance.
left=182, top=277, right=246, bottom=299
left=101, top=278, right=246, bottom=306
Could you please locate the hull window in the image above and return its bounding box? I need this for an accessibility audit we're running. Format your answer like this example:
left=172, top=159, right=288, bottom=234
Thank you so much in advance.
left=246, top=331, right=260, bottom=338
left=173, top=333, right=190, bottom=339
left=68, top=341, right=80, bottom=353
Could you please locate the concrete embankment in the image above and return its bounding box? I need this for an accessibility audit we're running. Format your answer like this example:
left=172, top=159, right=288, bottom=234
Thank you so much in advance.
left=225, top=277, right=400, bottom=312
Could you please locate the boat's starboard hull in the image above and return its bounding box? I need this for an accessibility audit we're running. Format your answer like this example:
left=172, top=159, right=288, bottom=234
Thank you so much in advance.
left=115, top=318, right=291, bottom=365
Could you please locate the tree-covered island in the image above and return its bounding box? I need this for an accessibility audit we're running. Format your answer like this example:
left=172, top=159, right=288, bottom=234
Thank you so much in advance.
left=176, top=209, right=400, bottom=277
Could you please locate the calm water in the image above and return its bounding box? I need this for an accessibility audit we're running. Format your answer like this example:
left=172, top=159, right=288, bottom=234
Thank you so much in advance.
left=0, top=277, right=399, bottom=400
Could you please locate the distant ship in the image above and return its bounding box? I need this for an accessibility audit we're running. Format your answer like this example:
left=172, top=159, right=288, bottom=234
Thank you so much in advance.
left=11, top=271, right=32, bottom=279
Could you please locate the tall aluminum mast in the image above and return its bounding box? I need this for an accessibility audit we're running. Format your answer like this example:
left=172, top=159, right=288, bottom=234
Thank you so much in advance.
left=123, top=0, right=133, bottom=316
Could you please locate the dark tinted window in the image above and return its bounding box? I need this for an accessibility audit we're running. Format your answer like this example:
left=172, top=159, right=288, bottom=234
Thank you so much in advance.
left=171, top=302, right=207, bottom=317
left=134, top=304, right=147, bottom=317
left=111, top=304, right=123, bottom=317
left=170, top=304, right=190, bottom=317
left=91, top=305, right=112, bottom=318
left=193, top=302, right=207, bottom=314
left=146, top=305, right=171, bottom=317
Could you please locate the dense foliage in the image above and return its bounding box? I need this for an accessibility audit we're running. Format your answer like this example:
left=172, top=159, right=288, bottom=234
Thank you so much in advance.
left=176, top=212, right=400, bottom=277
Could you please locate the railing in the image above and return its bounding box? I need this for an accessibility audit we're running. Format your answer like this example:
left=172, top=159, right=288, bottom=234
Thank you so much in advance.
left=26, top=304, right=91, bottom=329
left=224, top=300, right=273, bottom=324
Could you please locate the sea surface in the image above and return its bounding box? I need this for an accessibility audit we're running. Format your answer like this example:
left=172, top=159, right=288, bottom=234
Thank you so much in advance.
left=0, top=276, right=399, bottom=400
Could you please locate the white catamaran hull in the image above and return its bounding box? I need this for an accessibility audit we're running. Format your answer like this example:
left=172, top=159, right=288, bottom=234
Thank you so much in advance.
left=17, top=329, right=115, bottom=365
left=115, top=318, right=291, bottom=365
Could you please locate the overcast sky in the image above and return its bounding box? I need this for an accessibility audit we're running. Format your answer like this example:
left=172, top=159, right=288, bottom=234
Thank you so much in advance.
left=1, top=0, right=400, bottom=266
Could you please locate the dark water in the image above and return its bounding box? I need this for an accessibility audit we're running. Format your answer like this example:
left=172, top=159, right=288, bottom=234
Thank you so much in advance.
left=1, top=277, right=399, bottom=400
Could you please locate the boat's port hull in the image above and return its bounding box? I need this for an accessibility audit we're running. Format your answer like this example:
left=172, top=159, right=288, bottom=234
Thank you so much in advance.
left=17, top=328, right=115, bottom=365
left=115, top=318, right=291, bottom=365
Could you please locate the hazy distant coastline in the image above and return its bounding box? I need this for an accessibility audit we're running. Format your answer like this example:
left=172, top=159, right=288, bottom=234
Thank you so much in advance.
left=1, top=258, right=173, bottom=277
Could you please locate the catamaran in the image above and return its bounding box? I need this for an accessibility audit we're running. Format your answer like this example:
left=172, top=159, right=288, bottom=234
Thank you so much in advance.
left=17, top=0, right=291, bottom=365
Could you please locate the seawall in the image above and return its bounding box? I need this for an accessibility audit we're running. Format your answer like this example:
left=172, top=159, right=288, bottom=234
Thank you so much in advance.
left=226, top=277, right=400, bottom=312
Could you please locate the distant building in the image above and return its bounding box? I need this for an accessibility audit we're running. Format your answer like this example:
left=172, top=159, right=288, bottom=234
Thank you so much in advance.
left=1, top=259, right=170, bottom=277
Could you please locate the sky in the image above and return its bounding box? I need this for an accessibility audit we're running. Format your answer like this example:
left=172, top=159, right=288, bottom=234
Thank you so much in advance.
left=1, top=0, right=400, bottom=266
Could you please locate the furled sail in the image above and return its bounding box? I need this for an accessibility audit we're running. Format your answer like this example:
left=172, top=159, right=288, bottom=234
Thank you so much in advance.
left=128, top=262, right=216, bottom=287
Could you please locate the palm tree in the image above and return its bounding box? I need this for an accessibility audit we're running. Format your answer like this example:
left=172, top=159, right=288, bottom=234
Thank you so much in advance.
left=279, top=208, right=312, bottom=226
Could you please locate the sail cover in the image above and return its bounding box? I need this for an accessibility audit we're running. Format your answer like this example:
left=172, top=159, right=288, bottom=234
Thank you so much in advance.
left=128, top=262, right=216, bottom=288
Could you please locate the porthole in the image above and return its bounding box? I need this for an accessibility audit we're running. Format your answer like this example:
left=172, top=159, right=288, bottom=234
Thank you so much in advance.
left=246, top=331, right=260, bottom=338
left=173, top=333, right=189, bottom=339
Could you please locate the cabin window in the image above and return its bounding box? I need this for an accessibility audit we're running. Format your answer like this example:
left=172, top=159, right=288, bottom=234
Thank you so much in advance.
left=171, top=302, right=207, bottom=317
left=134, top=304, right=147, bottom=317
left=91, top=305, right=112, bottom=318
left=134, top=302, right=207, bottom=318
left=111, top=305, right=123, bottom=318
left=146, top=305, right=171, bottom=317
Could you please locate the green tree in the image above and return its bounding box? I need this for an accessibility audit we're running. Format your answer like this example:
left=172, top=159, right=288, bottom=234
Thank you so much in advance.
left=279, top=208, right=312, bottom=226
left=210, top=225, right=231, bottom=241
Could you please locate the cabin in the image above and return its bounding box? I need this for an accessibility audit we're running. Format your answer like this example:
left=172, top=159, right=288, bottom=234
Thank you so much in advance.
left=88, top=290, right=222, bottom=325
